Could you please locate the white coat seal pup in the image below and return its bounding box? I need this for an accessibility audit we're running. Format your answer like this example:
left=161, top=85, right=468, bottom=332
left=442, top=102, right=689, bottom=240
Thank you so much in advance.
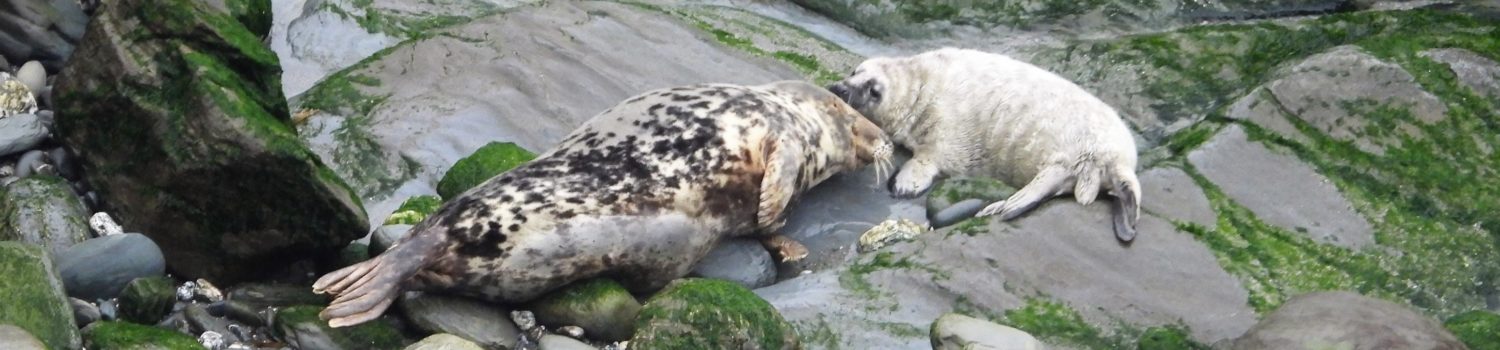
left=312, top=81, right=894, bottom=327
left=827, top=47, right=1142, bottom=242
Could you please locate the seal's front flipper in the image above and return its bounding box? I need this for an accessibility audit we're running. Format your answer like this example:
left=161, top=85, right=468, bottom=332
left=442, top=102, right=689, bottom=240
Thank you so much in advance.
left=977, top=166, right=1069, bottom=220
left=313, top=229, right=445, bottom=327
left=760, top=234, right=809, bottom=262
left=891, top=155, right=940, bottom=199
left=757, top=138, right=804, bottom=233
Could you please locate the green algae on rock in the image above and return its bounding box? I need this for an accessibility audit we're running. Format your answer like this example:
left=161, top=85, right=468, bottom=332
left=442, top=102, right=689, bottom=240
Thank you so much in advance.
left=1136, top=326, right=1210, bottom=350
left=0, top=175, right=90, bottom=254
left=53, top=0, right=368, bottom=283
left=0, top=242, right=81, bottom=350
left=275, top=305, right=406, bottom=350
left=117, top=277, right=175, bottom=324
left=632, top=278, right=798, bottom=349
left=437, top=142, right=536, bottom=200
left=530, top=278, right=641, bottom=342
left=83, top=321, right=203, bottom=350
left=643, top=4, right=861, bottom=85
left=383, top=195, right=442, bottom=225
left=1444, top=310, right=1500, bottom=350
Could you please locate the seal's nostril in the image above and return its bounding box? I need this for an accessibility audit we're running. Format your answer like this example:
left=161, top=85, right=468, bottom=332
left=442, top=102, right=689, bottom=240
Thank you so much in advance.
left=827, top=84, right=848, bottom=99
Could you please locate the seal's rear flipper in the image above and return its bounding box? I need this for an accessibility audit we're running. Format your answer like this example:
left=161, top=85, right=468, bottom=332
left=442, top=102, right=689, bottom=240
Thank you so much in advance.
left=312, top=231, right=445, bottom=327
left=760, top=234, right=809, bottom=262
left=1109, top=178, right=1140, bottom=243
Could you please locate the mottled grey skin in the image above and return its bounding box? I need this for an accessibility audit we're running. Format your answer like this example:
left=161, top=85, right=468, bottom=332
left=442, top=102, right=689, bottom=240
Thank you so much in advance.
left=312, top=81, right=892, bottom=327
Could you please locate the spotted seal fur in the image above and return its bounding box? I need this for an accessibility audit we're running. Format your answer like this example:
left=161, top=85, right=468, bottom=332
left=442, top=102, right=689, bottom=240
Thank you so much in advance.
left=828, top=47, right=1142, bottom=242
left=312, top=80, right=894, bottom=327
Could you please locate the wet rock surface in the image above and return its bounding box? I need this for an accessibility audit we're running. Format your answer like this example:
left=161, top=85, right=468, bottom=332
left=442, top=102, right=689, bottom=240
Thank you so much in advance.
left=396, top=292, right=519, bottom=349
left=0, top=175, right=89, bottom=253
left=54, top=233, right=165, bottom=301
left=1231, top=291, right=1466, bottom=350
left=0, top=242, right=80, bottom=350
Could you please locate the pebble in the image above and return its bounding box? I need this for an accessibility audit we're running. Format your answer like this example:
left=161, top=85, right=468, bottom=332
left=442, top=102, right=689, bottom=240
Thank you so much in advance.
left=219, top=300, right=266, bottom=327
left=199, top=331, right=226, bottom=350
left=930, top=199, right=987, bottom=228
left=55, top=233, right=166, bottom=300
left=689, top=238, right=775, bottom=289
left=13, top=149, right=46, bottom=178
left=558, top=325, right=585, bottom=339
left=406, top=333, right=485, bottom=350
left=15, top=61, right=45, bottom=98
left=177, top=281, right=199, bottom=301
left=0, top=79, right=37, bottom=116
left=511, top=310, right=537, bottom=331
left=0, top=164, right=11, bottom=177
left=0, top=113, right=48, bottom=157
left=603, top=341, right=628, bottom=350
left=370, top=224, right=412, bottom=255
left=195, top=278, right=225, bottom=302
left=89, top=212, right=124, bottom=236
left=539, top=334, right=595, bottom=350
left=47, top=148, right=75, bottom=180
left=397, top=292, right=519, bottom=350
left=857, top=219, right=930, bottom=252
left=69, top=297, right=100, bottom=327
left=227, top=343, right=253, bottom=350
left=97, top=299, right=118, bottom=321
left=225, top=283, right=326, bottom=309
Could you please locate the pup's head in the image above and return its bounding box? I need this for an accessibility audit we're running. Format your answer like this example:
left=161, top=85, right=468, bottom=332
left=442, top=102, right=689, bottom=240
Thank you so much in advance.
left=826, top=56, right=918, bottom=128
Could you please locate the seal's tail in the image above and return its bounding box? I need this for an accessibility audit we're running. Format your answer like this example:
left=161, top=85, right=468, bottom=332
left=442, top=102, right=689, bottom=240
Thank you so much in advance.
left=312, top=230, right=444, bottom=327
left=1108, top=168, right=1141, bottom=243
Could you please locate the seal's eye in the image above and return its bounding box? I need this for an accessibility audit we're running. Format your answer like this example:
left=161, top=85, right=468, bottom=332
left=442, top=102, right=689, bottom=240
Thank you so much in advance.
left=868, top=85, right=883, bottom=101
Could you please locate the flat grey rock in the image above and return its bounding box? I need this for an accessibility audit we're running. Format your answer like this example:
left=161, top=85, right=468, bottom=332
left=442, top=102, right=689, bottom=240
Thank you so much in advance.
left=0, top=113, right=48, bottom=157
left=1188, top=125, right=1374, bottom=248
left=930, top=313, right=1041, bottom=350
left=397, top=292, right=518, bottom=350
left=0, top=324, right=46, bottom=350
left=54, top=233, right=166, bottom=300
left=1421, top=48, right=1500, bottom=105
left=405, top=333, right=484, bottom=350
left=1138, top=166, right=1216, bottom=227
left=1231, top=291, right=1465, bottom=350
left=1267, top=45, right=1446, bottom=155
left=690, top=238, right=775, bottom=289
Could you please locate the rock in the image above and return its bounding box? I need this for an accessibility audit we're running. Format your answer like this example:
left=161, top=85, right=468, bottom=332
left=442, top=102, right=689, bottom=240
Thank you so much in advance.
left=396, top=292, right=519, bottom=349
left=929, top=313, right=1041, bottom=350
left=96, top=299, right=116, bottom=321
left=54, top=233, right=166, bottom=300
left=1260, top=46, right=1447, bottom=155
left=557, top=326, right=585, bottom=339
left=632, top=278, right=797, bottom=349
left=193, top=279, right=223, bottom=302
left=0, top=242, right=81, bottom=350
left=118, top=276, right=175, bottom=324
left=1443, top=310, right=1500, bottom=350
left=1137, top=326, right=1208, bottom=350
left=0, top=324, right=47, bottom=350
left=292, top=1, right=816, bottom=228
left=1188, top=125, right=1374, bottom=248
left=0, top=0, right=88, bottom=72
left=511, top=310, right=537, bottom=332
left=0, top=175, right=90, bottom=253
left=857, top=219, right=929, bottom=252
left=14, top=150, right=47, bottom=178
left=198, top=331, right=226, bottom=350
left=15, top=61, right=45, bottom=97
left=1137, top=167, right=1217, bottom=227
left=689, top=238, right=776, bottom=289
left=929, top=199, right=985, bottom=229
left=925, top=177, right=1016, bottom=221
left=339, top=242, right=369, bottom=268
left=217, top=300, right=266, bottom=327
left=274, top=305, right=406, bottom=350
left=46, top=147, right=76, bottom=180
left=383, top=195, right=441, bottom=226
left=0, top=113, right=47, bottom=156
left=437, top=142, right=536, bottom=200
left=1231, top=291, right=1465, bottom=350
left=82, top=321, right=202, bottom=350
left=0, top=77, right=37, bottom=116
left=54, top=0, right=369, bottom=283
left=530, top=278, right=641, bottom=342
left=225, top=283, right=326, bottom=309
left=1421, top=48, right=1500, bottom=104
left=69, top=298, right=99, bottom=327
left=539, top=334, right=595, bottom=350
left=405, top=333, right=484, bottom=350
left=183, top=303, right=231, bottom=337
left=370, top=224, right=413, bottom=256
left=89, top=212, right=123, bottom=236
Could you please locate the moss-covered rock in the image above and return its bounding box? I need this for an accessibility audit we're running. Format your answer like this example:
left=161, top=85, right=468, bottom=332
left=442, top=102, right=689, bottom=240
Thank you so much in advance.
left=530, top=278, right=641, bottom=342
left=1444, top=310, right=1500, bottom=350
left=82, top=321, right=204, bottom=350
left=631, top=278, right=798, bottom=349
left=436, top=142, right=535, bottom=200
left=226, top=283, right=328, bottom=309
left=0, top=175, right=90, bottom=254
left=339, top=242, right=370, bottom=268
left=52, top=0, right=369, bottom=284
left=117, top=276, right=174, bottom=324
left=383, top=195, right=442, bottom=225
left=274, top=305, right=406, bottom=350
left=226, top=0, right=273, bottom=38
left=0, top=242, right=81, bottom=350
left=1137, top=326, right=1209, bottom=350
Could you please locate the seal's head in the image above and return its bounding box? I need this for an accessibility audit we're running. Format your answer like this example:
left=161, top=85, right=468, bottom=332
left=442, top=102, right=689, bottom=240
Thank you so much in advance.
left=765, top=80, right=894, bottom=183
left=826, top=53, right=935, bottom=130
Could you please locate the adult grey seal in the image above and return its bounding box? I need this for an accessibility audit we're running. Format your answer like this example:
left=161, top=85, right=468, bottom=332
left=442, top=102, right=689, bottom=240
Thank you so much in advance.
left=827, top=47, right=1142, bottom=242
left=313, top=81, right=894, bottom=327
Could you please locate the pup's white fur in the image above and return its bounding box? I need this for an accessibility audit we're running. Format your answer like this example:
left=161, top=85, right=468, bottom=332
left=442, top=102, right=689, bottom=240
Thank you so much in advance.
left=830, top=47, right=1142, bottom=241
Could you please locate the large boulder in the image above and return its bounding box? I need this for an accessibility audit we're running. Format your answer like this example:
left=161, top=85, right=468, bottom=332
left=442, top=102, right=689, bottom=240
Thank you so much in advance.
left=0, top=175, right=90, bottom=254
left=53, top=0, right=369, bottom=283
left=0, top=0, right=89, bottom=72
left=1231, top=291, right=1465, bottom=350
left=529, top=278, right=641, bottom=342
left=632, top=278, right=798, bottom=349
left=0, top=242, right=80, bottom=350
